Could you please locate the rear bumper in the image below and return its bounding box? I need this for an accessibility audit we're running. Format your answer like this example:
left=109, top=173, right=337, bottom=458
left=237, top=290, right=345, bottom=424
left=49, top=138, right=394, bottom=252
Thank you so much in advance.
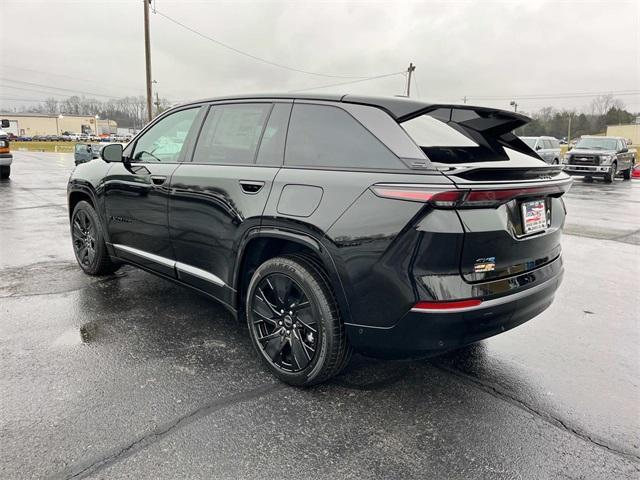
left=0, top=153, right=12, bottom=166
left=562, top=164, right=612, bottom=176
left=346, top=256, right=563, bottom=357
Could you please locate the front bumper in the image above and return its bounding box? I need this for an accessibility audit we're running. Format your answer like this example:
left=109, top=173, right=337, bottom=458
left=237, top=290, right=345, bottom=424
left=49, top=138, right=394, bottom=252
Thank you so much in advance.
left=346, top=256, right=564, bottom=357
left=0, top=153, right=12, bottom=166
left=562, top=164, right=612, bottom=176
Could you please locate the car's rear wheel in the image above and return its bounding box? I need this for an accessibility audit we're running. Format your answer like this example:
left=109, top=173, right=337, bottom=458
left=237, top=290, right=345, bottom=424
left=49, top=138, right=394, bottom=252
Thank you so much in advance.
left=0, top=165, right=10, bottom=179
left=71, top=200, right=120, bottom=275
left=245, top=255, right=350, bottom=386
left=604, top=162, right=616, bottom=183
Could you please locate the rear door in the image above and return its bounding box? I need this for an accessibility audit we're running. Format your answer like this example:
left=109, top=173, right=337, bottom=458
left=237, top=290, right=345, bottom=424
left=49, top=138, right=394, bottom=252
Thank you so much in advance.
left=168, top=101, right=290, bottom=304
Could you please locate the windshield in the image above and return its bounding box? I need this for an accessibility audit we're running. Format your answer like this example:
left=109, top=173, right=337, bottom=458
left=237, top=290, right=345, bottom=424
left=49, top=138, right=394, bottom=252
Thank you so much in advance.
left=521, top=137, right=537, bottom=149
left=575, top=138, right=618, bottom=150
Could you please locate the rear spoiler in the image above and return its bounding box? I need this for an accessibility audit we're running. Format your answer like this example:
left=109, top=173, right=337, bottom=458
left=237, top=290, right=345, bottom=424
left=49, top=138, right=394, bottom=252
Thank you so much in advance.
left=398, top=104, right=530, bottom=137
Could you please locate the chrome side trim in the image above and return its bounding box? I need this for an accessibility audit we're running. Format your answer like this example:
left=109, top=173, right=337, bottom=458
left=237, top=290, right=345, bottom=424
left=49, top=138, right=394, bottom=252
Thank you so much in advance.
left=411, top=276, right=558, bottom=314
left=176, top=262, right=225, bottom=287
left=112, top=243, right=226, bottom=287
left=113, top=243, right=175, bottom=268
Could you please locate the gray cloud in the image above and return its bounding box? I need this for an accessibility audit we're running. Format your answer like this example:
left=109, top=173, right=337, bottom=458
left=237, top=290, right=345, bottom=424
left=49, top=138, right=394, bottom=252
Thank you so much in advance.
left=1, top=0, right=639, bottom=114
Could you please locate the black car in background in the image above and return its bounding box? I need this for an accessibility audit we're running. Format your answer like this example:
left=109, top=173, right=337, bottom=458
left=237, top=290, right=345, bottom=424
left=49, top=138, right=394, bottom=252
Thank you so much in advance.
left=67, top=94, right=572, bottom=386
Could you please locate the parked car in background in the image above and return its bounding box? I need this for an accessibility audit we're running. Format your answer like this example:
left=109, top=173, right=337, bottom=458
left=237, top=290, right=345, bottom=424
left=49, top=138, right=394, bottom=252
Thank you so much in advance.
left=0, top=120, right=13, bottom=179
left=17, top=135, right=33, bottom=141
left=68, top=94, right=571, bottom=386
left=74, top=143, right=103, bottom=166
left=563, top=136, right=636, bottom=183
left=520, top=136, right=562, bottom=164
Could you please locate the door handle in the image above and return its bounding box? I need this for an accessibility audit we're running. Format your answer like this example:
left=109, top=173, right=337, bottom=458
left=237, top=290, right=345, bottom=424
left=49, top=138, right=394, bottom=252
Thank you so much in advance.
left=239, top=180, right=264, bottom=194
left=151, top=175, right=167, bottom=186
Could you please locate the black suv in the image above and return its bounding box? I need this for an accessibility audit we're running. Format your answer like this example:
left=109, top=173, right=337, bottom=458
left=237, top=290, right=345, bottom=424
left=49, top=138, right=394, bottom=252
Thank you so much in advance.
left=68, top=94, right=571, bottom=386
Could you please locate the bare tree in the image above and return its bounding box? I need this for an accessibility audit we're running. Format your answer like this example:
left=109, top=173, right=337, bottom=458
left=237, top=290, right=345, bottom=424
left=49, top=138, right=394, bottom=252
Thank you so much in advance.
left=589, top=94, right=624, bottom=117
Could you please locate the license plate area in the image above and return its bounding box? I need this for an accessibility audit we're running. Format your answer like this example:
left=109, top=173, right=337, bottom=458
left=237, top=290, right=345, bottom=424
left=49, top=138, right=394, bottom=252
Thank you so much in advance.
left=521, top=199, right=548, bottom=235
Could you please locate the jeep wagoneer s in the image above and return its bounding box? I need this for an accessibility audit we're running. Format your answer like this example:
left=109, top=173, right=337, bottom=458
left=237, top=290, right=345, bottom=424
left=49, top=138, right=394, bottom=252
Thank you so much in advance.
left=68, top=94, right=571, bottom=386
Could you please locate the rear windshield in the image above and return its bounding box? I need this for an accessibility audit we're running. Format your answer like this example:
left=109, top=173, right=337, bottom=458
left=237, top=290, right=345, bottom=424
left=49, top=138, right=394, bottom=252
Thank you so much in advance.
left=401, top=111, right=534, bottom=164
left=575, top=138, right=618, bottom=150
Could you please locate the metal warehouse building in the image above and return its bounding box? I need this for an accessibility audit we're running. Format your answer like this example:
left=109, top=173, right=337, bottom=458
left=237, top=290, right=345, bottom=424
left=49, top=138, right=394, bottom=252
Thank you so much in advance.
left=0, top=113, right=117, bottom=136
left=606, top=123, right=640, bottom=145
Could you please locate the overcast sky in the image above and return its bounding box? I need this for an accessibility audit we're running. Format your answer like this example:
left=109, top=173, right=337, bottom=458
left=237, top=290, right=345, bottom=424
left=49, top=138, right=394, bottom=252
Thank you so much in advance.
left=1, top=0, right=639, bottom=114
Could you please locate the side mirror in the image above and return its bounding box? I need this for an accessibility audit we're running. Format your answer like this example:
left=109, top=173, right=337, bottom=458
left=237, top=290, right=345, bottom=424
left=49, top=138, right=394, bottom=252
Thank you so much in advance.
left=535, top=145, right=542, bottom=151
left=101, top=143, right=123, bottom=162
left=1, top=119, right=9, bottom=128
left=619, top=147, right=628, bottom=153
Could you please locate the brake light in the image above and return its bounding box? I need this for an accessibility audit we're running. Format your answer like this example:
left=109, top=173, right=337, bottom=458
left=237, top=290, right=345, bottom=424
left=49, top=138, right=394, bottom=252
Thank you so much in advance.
left=461, top=185, right=563, bottom=208
left=413, top=299, right=483, bottom=311
left=371, top=184, right=565, bottom=209
left=371, top=187, right=465, bottom=207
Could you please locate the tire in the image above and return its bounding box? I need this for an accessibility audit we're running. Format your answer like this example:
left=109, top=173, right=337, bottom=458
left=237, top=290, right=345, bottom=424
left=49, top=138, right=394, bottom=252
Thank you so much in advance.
left=552, top=158, right=559, bottom=165
left=245, top=255, right=350, bottom=386
left=604, top=162, right=617, bottom=183
left=0, top=165, right=9, bottom=179
left=70, top=200, right=120, bottom=275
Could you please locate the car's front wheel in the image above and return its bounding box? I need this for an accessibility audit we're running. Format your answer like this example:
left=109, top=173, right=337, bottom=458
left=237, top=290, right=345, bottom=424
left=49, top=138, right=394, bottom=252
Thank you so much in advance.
left=245, top=255, right=351, bottom=386
left=604, top=163, right=617, bottom=183
left=0, top=165, right=10, bottom=179
left=71, top=200, right=120, bottom=275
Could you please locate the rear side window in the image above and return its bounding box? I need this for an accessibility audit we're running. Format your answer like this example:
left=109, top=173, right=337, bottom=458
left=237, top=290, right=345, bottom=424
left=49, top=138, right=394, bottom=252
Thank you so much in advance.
left=285, top=104, right=404, bottom=170
left=256, top=103, right=292, bottom=166
left=193, top=103, right=271, bottom=165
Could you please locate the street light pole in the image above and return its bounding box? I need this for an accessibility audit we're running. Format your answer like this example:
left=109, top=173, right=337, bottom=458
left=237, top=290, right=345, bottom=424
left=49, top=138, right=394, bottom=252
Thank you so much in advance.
left=143, top=0, right=153, bottom=123
left=509, top=100, right=518, bottom=113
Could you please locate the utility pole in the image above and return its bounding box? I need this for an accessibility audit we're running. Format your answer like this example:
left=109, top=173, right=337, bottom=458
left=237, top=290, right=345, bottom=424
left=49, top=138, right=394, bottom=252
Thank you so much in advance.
left=143, top=0, right=153, bottom=123
left=567, top=114, right=572, bottom=145
left=509, top=100, right=518, bottom=113
left=462, top=96, right=467, bottom=104
left=405, top=62, right=416, bottom=97
left=152, top=80, right=160, bottom=116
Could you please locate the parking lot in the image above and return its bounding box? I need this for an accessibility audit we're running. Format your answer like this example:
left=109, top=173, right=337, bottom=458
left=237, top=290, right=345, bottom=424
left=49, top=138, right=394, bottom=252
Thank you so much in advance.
left=1, top=151, right=638, bottom=479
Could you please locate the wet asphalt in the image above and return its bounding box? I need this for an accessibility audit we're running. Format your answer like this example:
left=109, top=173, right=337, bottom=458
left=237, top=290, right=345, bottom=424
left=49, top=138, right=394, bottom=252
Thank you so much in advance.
left=1, top=151, right=638, bottom=479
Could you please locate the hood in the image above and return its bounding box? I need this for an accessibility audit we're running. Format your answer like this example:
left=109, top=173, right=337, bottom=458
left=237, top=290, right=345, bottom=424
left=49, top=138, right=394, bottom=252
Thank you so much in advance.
left=567, top=148, right=616, bottom=156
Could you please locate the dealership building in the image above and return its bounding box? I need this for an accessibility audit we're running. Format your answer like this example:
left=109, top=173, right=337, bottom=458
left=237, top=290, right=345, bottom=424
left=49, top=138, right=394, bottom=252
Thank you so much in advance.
left=0, top=113, right=117, bottom=136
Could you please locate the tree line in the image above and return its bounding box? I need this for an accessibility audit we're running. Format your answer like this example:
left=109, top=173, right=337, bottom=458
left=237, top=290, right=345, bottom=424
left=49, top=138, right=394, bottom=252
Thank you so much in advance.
left=7, top=95, right=172, bottom=130
left=516, top=95, right=637, bottom=140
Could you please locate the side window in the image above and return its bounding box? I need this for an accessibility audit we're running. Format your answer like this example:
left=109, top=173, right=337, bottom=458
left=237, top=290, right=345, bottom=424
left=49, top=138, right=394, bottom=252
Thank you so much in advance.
left=255, top=103, right=292, bottom=166
left=193, top=103, right=271, bottom=165
left=618, top=140, right=625, bottom=151
left=285, top=104, right=404, bottom=170
left=132, top=108, right=199, bottom=163
left=542, top=139, right=552, bottom=149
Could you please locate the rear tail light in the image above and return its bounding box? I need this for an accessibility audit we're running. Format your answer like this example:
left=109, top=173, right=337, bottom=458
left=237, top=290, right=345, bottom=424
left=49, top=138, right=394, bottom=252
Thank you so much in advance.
left=371, top=184, right=565, bottom=209
left=413, top=299, right=483, bottom=311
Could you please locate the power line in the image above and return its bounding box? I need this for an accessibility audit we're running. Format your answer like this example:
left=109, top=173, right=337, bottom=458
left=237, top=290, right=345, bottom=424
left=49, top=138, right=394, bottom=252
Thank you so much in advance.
left=0, top=78, right=123, bottom=99
left=465, top=90, right=640, bottom=101
left=154, top=9, right=396, bottom=80
left=3, top=65, right=135, bottom=91
left=287, top=71, right=405, bottom=93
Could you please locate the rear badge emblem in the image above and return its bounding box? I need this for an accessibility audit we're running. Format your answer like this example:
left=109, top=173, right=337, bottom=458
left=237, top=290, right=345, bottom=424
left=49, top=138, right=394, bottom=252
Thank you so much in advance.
left=474, top=257, right=496, bottom=273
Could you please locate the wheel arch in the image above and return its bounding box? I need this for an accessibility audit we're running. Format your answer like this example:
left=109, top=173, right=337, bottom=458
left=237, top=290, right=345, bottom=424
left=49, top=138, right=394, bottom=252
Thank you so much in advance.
left=233, top=227, right=352, bottom=324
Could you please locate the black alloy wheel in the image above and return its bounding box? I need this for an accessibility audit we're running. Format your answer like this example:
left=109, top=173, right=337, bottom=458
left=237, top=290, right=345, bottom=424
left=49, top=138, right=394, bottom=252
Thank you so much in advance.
left=246, top=255, right=351, bottom=386
left=71, top=201, right=120, bottom=275
left=250, top=273, right=317, bottom=372
left=72, top=209, right=97, bottom=268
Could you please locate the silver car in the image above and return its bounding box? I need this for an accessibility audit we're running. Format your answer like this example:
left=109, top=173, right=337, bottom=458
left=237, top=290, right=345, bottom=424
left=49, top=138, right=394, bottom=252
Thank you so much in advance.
left=521, top=136, right=562, bottom=165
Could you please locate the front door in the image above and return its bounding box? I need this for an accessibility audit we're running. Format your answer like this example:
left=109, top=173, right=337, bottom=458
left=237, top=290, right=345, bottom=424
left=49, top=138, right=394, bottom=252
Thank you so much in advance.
left=104, top=107, right=201, bottom=276
left=169, top=102, right=291, bottom=305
